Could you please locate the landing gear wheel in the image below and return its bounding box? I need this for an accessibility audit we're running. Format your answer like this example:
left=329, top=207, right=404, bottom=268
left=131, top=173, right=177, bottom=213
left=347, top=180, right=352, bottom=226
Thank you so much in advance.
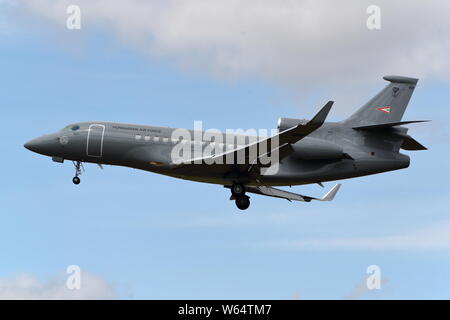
left=72, top=161, right=83, bottom=185
left=72, top=176, right=81, bottom=185
left=231, top=183, right=245, bottom=197
left=235, top=196, right=250, bottom=210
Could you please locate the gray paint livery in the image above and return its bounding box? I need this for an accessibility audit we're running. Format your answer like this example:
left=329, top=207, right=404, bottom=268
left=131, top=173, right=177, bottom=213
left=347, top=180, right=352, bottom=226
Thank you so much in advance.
left=25, top=75, right=427, bottom=210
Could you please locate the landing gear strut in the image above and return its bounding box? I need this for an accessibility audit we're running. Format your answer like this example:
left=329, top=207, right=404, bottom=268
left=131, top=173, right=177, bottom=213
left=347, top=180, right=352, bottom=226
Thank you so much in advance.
left=72, top=161, right=83, bottom=185
left=231, top=183, right=245, bottom=197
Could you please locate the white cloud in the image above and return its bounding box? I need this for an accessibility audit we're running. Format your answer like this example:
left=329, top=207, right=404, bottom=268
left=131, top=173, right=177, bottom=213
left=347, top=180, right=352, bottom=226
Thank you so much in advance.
left=17, top=0, right=450, bottom=88
left=256, top=219, right=450, bottom=251
left=0, top=272, right=116, bottom=300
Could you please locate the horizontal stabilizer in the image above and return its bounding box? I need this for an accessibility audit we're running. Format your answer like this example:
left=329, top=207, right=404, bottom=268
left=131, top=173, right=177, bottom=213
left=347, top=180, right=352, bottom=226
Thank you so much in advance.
left=353, top=120, right=430, bottom=130
left=383, top=75, right=418, bottom=84
left=229, top=183, right=341, bottom=202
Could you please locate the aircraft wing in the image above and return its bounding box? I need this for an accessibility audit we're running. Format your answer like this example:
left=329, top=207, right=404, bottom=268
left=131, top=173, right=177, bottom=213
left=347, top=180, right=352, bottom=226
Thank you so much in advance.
left=175, top=101, right=334, bottom=167
left=228, top=184, right=341, bottom=202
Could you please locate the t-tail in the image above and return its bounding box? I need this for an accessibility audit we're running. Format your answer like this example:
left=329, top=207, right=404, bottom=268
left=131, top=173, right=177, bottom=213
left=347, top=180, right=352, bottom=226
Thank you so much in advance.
left=344, top=75, right=419, bottom=126
left=344, top=75, right=428, bottom=151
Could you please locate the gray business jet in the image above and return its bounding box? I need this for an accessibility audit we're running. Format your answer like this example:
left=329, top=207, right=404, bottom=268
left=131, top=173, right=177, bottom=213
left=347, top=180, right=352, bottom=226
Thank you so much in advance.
left=25, top=75, right=427, bottom=210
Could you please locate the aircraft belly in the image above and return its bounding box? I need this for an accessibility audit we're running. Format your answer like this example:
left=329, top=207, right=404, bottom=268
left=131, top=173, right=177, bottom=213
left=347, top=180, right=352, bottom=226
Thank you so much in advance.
left=260, top=155, right=410, bottom=186
left=136, top=153, right=408, bottom=187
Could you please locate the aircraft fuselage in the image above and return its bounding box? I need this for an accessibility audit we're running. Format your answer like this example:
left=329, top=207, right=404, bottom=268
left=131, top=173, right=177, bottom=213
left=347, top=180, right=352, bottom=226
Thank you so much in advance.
left=24, top=120, right=410, bottom=187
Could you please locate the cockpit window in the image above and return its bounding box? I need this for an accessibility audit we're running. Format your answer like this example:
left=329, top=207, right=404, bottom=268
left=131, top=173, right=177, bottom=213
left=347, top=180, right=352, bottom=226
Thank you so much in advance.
left=62, top=124, right=81, bottom=132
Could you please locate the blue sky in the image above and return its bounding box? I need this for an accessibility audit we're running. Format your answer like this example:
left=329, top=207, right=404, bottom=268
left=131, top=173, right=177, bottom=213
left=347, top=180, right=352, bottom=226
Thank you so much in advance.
left=1, top=1, right=450, bottom=299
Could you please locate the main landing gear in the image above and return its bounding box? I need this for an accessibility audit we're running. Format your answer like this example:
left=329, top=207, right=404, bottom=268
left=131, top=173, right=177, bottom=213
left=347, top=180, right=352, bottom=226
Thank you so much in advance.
left=231, top=183, right=250, bottom=210
left=72, top=161, right=83, bottom=185
left=235, top=195, right=250, bottom=210
left=231, top=183, right=245, bottom=197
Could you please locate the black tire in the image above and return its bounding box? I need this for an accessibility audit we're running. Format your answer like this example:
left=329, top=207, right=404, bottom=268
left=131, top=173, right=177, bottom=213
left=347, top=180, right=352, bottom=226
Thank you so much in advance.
left=231, top=183, right=245, bottom=197
left=235, top=196, right=250, bottom=210
left=72, top=176, right=81, bottom=185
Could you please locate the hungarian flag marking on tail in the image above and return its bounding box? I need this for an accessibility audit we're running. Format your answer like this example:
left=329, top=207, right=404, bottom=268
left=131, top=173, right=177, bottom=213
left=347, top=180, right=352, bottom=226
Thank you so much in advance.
left=376, top=106, right=391, bottom=113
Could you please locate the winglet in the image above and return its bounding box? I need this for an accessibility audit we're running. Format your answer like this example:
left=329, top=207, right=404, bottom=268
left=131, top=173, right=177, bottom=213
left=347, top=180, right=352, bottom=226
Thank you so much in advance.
left=319, top=184, right=341, bottom=201
left=308, top=101, right=334, bottom=126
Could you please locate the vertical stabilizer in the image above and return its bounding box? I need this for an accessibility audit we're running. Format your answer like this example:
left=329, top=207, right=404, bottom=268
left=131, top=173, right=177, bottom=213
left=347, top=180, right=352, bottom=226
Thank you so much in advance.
left=344, top=75, right=418, bottom=126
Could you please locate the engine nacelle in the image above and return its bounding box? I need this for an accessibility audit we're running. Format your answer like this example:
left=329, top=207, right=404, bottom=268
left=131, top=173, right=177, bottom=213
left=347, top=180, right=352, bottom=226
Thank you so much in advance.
left=277, top=117, right=344, bottom=160
left=291, top=138, right=344, bottom=160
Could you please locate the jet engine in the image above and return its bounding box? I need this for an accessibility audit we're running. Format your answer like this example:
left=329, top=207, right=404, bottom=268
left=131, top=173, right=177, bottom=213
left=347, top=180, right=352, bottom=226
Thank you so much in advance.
left=277, top=117, right=344, bottom=160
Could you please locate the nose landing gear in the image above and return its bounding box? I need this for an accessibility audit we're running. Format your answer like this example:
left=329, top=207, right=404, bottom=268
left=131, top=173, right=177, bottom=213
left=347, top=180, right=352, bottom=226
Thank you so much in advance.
left=72, top=176, right=81, bottom=185
left=72, top=161, right=83, bottom=185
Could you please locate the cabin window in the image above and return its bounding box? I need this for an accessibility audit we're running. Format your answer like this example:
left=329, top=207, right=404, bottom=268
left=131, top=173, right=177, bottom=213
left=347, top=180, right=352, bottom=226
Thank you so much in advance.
left=135, top=135, right=142, bottom=140
left=144, top=136, right=150, bottom=141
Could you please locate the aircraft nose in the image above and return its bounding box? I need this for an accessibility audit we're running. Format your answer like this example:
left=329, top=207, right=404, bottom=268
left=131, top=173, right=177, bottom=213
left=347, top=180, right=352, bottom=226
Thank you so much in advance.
left=24, top=135, right=59, bottom=156
left=24, top=138, right=41, bottom=152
